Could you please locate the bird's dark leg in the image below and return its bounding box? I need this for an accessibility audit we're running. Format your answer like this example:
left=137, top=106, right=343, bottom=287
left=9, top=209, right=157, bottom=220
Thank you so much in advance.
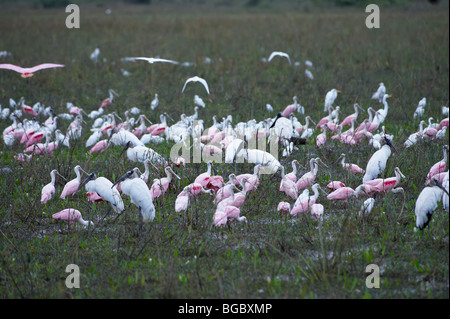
left=100, top=203, right=112, bottom=224
left=138, top=208, right=143, bottom=236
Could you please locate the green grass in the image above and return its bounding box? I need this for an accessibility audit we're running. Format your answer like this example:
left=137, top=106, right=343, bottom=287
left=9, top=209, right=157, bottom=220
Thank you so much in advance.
left=0, top=1, right=448, bottom=298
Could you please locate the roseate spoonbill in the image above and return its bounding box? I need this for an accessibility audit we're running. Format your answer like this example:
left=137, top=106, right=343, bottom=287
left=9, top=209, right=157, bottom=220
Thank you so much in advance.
left=372, top=167, right=406, bottom=193
left=60, top=165, right=86, bottom=199
left=324, top=89, right=341, bottom=112
left=362, top=136, right=397, bottom=183
left=340, top=104, right=365, bottom=127
left=425, top=145, right=447, bottom=184
left=436, top=117, right=449, bottom=131
left=224, top=205, right=247, bottom=229
left=215, top=182, right=239, bottom=205
left=415, top=178, right=449, bottom=230
left=182, top=76, right=210, bottom=95
left=279, top=165, right=298, bottom=200
left=267, top=51, right=291, bottom=65
left=100, top=89, right=119, bottom=108
left=41, top=169, right=65, bottom=204
left=327, top=185, right=365, bottom=205
left=281, top=96, right=299, bottom=117
left=316, top=124, right=328, bottom=147
left=175, top=187, right=191, bottom=214
left=78, top=172, right=124, bottom=214
left=0, top=63, right=64, bottom=78
left=310, top=203, right=324, bottom=220
left=150, top=166, right=181, bottom=200
left=112, top=168, right=155, bottom=224
left=235, top=164, right=261, bottom=191
left=133, top=57, right=179, bottom=65
left=194, top=160, right=213, bottom=187
left=277, top=201, right=291, bottom=219
left=371, top=82, right=386, bottom=103
left=290, top=183, right=323, bottom=216
left=296, top=158, right=327, bottom=191
left=228, top=178, right=249, bottom=209
left=285, top=160, right=300, bottom=182
left=300, top=116, right=317, bottom=139
left=338, top=153, right=365, bottom=174
left=52, top=208, right=93, bottom=228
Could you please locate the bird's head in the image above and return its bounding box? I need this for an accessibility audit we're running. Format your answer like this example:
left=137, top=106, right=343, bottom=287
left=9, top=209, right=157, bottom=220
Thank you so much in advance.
left=78, top=172, right=96, bottom=193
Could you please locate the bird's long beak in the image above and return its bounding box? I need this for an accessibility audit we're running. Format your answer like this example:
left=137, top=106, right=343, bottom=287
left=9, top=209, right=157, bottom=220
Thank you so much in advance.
left=113, top=112, right=122, bottom=121
left=78, top=173, right=95, bottom=192
left=112, top=171, right=129, bottom=189
left=143, top=115, right=153, bottom=125
left=169, top=168, right=181, bottom=180
left=317, top=158, right=328, bottom=168
left=55, top=171, right=67, bottom=181
left=357, top=104, right=366, bottom=113
left=433, top=179, right=449, bottom=196
left=164, top=112, right=174, bottom=122
left=385, top=137, right=398, bottom=154
left=79, top=167, right=90, bottom=175
left=119, top=142, right=131, bottom=157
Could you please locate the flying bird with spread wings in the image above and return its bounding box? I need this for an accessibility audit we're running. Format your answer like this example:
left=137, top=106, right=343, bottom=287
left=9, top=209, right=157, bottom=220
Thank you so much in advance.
left=267, top=51, right=291, bottom=65
left=182, top=76, right=210, bottom=95
left=0, top=63, right=64, bottom=78
left=130, top=57, right=179, bottom=65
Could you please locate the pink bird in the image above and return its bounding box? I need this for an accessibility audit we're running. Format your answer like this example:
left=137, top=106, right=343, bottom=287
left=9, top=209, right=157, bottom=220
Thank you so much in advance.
left=425, top=171, right=447, bottom=185
left=436, top=117, right=449, bottom=131
left=22, top=103, right=39, bottom=117
left=175, top=187, right=192, bottom=214
left=340, top=104, right=365, bottom=127
left=41, top=169, right=63, bottom=204
left=194, top=160, right=213, bottom=187
left=338, top=153, right=365, bottom=174
left=52, top=208, right=93, bottom=227
left=60, top=165, right=85, bottom=199
left=290, top=183, right=322, bottom=216
left=89, top=139, right=110, bottom=154
left=25, top=131, right=44, bottom=147
left=280, top=165, right=298, bottom=200
left=326, top=180, right=346, bottom=191
left=0, top=63, right=64, bottom=78
left=371, top=167, right=405, bottom=193
left=234, top=164, right=261, bottom=192
left=214, top=183, right=238, bottom=204
left=86, top=192, right=104, bottom=203
left=150, top=167, right=180, bottom=200
left=281, top=96, right=299, bottom=117
left=296, top=158, right=326, bottom=191
left=178, top=182, right=212, bottom=197
left=310, top=203, right=324, bottom=220
left=425, top=145, right=448, bottom=183
left=213, top=209, right=228, bottom=229
left=224, top=205, right=247, bottom=228
left=326, top=185, right=365, bottom=205
left=316, top=106, right=333, bottom=129
left=14, top=153, right=32, bottom=162
left=285, top=160, right=300, bottom=182
left=277, top=201, right=291, bottom=218
left=100, top=89, right=119, bottom=108
left=206, top=175, right=225, bottom=193
left=228, top=178, right=249, bottom=209
left=316, top=125, right=328, bottom=147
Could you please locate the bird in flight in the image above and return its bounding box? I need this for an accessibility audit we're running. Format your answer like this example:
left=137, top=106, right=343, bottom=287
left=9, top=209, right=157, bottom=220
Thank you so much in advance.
left=0, top=63, right=64, bottom=78
left=131, top=57, right=179, bottom=65
left=268, top=51, right=291, bottom=65
left=182, top=76, right=210, bottom=95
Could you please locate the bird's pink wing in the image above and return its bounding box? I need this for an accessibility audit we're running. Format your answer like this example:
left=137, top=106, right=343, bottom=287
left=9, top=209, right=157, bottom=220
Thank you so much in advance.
left=0, top=64, right=26, bottom=73
left=28, top=63, right=65, bottom=73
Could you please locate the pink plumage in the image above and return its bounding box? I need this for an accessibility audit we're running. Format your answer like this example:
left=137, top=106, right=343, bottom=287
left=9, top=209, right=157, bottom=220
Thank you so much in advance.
left=52, top=208, right=81, bottom=225
left=89, top=140, right=109, bottom=154
left=0, top=63, right=64, bottom=78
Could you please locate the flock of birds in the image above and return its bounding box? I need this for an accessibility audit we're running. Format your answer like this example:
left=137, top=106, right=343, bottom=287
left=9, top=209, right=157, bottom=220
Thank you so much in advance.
left=0, top=53, right=449, bottom=234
